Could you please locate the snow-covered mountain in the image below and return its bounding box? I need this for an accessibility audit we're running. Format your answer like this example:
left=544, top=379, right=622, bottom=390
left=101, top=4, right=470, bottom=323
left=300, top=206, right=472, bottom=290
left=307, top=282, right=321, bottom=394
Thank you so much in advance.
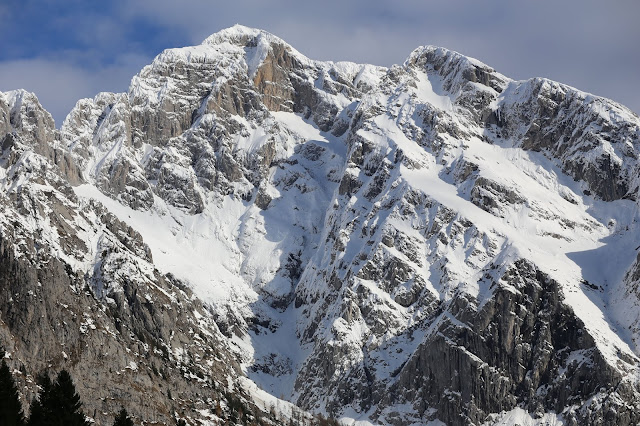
left=1, top=25, right=640, bottom=425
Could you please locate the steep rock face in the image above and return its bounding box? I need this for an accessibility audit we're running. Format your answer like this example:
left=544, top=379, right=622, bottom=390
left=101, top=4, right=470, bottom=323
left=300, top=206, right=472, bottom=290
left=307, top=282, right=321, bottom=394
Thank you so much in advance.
left=494, top=78, right=640, bottom=201
left=2, top=25, right=640, bottom=426
left=2, top=90, right=82, bottom=185
left=62, top=92, right=154, bottom=210
left=383, top=260, right=639, bottom=425
left=0, top=94, right=282, bottom=425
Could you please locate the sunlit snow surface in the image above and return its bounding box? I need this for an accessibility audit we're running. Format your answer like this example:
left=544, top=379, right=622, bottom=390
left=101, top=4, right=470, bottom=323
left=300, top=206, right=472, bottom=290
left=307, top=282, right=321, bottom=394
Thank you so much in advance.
left=482, top=408, right=564, bottom=426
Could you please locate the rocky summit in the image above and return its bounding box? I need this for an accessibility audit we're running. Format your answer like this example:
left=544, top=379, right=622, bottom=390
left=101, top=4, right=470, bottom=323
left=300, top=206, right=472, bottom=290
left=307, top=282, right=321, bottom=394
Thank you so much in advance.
left=1, top=25, right=640, bottom=425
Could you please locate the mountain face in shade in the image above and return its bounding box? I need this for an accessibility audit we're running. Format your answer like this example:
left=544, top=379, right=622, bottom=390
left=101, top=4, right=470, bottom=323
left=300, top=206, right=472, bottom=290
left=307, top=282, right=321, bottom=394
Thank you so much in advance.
left=1, top=25, right=640, bottom=425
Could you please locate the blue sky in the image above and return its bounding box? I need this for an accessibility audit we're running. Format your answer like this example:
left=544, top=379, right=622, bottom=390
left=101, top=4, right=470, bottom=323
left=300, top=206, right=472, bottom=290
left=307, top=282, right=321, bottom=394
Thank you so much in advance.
left=1, top=1, right=638, bottom=125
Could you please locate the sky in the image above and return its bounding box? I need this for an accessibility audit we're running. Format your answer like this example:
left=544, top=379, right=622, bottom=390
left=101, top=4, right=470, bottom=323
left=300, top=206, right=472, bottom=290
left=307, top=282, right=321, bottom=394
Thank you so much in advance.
left=0, top=0, right=638, bottom=125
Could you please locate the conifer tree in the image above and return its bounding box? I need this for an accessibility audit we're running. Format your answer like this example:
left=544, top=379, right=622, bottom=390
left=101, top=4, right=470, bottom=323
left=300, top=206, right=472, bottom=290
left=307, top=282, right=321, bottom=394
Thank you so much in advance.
left=26, top=399, right=44, bottom=426
left=50, top=370, right=89, bottom=426
left=113, top=407, right=134, bottom=426
left=26, top=372, right=53, bottom=426
left=0, top=352, right=25, bottom=426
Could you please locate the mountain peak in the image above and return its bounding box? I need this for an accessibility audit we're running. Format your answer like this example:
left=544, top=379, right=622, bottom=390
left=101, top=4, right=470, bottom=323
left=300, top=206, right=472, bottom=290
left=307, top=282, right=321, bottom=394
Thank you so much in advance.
left=405, top=44, right=509, bottom=94
left=201, top=24, right=289, bottom=49
left=407, top=45, right=492, bottom=70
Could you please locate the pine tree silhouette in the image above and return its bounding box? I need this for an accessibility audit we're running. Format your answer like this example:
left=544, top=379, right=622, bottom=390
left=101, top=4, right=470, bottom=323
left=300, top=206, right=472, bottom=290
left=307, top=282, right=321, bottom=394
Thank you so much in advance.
left=28, top=370, right=89, bottom=426
left=50, top=370, right=89, bottom=426
left=26, top=372, right=53, bottom=426
left=26, top=399, right=44, bottom=426
left=113, top=407, right=134, bottom=426
left=0, top=351, right=25, bottom=426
